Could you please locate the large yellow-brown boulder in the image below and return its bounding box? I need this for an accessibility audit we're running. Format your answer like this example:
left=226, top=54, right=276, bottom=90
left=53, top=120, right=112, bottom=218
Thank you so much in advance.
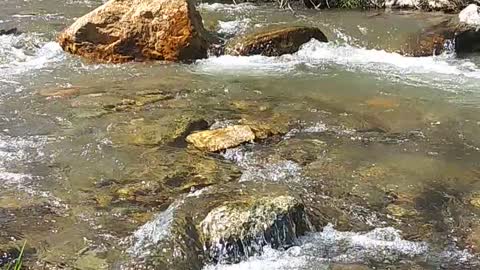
left=57, top=0, right=210, bottom=63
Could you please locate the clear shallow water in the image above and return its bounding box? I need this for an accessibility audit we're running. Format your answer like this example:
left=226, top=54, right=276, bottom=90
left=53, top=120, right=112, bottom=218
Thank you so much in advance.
left=2, top=1, right=480, bottom=269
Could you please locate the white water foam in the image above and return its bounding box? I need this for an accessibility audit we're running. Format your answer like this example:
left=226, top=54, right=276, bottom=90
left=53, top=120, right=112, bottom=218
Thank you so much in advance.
left=218, top=18, right=252, bottom=35
left=196, top=54, right=301, bottom=75
left=295, top=40, right=477, bottom=77
left=195, top=39, right=480, bottom=92
left=198, top=3, right=257, bottom=13
left=223, top=147, right=303, bottom=183
left=0, top=33, right=64, bottom=79
left=127, top=200, right=182, bottom=257
left=204, top=223, right=429, bottom=270
left=0, top=134, right=47, bottom=186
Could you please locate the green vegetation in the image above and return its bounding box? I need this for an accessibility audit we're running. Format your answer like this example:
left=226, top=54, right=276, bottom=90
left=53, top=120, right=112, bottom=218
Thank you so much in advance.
left=2, top=242, right=26, bottom=270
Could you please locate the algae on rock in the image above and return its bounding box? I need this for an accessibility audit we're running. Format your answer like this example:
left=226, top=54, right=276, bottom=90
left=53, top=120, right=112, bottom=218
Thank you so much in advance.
left=126, top=182, right=312, bottom=269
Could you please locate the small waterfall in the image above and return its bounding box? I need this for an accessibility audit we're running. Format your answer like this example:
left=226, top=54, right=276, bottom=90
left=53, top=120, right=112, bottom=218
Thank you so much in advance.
left=203, top=203, right=314, bottom=264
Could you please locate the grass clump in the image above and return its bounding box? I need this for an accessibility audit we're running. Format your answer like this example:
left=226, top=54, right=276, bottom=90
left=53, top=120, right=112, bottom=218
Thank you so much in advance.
left=2, top=242, right=26, bottom=270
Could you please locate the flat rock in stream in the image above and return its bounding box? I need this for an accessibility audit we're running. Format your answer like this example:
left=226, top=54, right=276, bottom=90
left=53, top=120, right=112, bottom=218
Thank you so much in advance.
left=38, top=87, right=81, bottom=98
left=126, top=182, right=311, bottom=269
left=225, top=26, right=328, bottom=57
left=186, top=125, right=256, bottom=152
left=57, top=0, right=210, bottom=63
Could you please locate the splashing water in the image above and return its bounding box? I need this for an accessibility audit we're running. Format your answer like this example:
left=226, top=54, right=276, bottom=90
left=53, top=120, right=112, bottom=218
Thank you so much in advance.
left=218, top=18, right=252, bottom=35
left=204, top=223, right=478, bottom=270
left=0, top=33, right=64, bottom=80
left=198, top=3, right=257, bottom=13
left=223, top=147, right=304, bottom=183
left=195, top=39, right=480, bottom=93
left=127, top=200, right=183, bottom=257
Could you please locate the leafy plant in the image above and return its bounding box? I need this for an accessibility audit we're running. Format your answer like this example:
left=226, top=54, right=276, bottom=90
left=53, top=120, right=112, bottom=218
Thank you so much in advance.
left=2, top=242, right=26, bottom=270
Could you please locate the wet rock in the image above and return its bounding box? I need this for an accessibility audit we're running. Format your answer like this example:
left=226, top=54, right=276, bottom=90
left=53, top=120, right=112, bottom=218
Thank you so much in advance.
left=99, top=149, right=240, bottom=208
left=133, top=90, right=174, bottom=106
left=225, top=26, right=328, bottom=57
left=111, top=114, right=208, bottom=146
left=94, top=194, right=113, bottom=208
left=201, top=194, right=306, bottom=263
left=230, top=100, right=270, bottom=112
left=353, top=165, right=390, bottom=182
left=127, top=182, right=311, bottom=269
left=187, top=114, right=291, bottom=152
left=186, top=125, right=255, bottom=152
left=400, top=21, right=453, bottom=56
left=330, top=264, right=370, bottom=270
left=115, top=181, right=162, bottom=202
left=469, top=193, right=480, bottom=208
left=459, top=4, right=480, bottom=25
left=38, top=87, right=81, bottom=98
left=0, top=28, right=20, bottom=36
left=386, top=203, right=417, bottom=218
left=455, top=4, right=480, bottom=54
left=365, top=96, right=400, bottom=109
left=74, top=251, right=108, bottom=270
left=277, top=138, right=327, bottom=165
left=240, top=115, right=290, bottom=139
left=70, top=91, right=174, bottom=116
left=57, top=0, right=210, bottom=63
left=402, top=6, right=480, bottom=56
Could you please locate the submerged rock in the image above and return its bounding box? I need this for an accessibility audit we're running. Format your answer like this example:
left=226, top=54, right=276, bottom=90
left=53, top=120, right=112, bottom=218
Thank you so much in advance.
left=38, top=87, right=81, bottom=98
left=126, top=182, right=311, bottom=269
left=57, top=0, right=210, bottom=63
left=401, top=21, right=453, bottom=56
left=240, top=115, right=290, bottom=139
left=225, top=26, right=328, bottom=57
left=186, top=125, right=255, bottom=152
left=111, top=114, right=208, bottom=146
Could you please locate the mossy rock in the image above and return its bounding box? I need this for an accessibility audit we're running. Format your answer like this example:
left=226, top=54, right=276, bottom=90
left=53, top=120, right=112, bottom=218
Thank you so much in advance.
left=401, top=16, right=480, bottom=57
left=225, top=26, right=328, bottom=57
left=110, top=113, right=209, bottom=146
left=96, top=149, right=241, bottom=208
left=125, top=182, right=312, bottom=269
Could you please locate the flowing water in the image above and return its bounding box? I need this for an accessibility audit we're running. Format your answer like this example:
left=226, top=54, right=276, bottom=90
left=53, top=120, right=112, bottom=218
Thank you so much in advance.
left=2, top=0, right=480, bottom=269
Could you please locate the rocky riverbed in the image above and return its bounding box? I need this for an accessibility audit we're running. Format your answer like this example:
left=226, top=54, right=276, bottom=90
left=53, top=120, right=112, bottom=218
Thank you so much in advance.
left=2, top=0, right=480, bottom=269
